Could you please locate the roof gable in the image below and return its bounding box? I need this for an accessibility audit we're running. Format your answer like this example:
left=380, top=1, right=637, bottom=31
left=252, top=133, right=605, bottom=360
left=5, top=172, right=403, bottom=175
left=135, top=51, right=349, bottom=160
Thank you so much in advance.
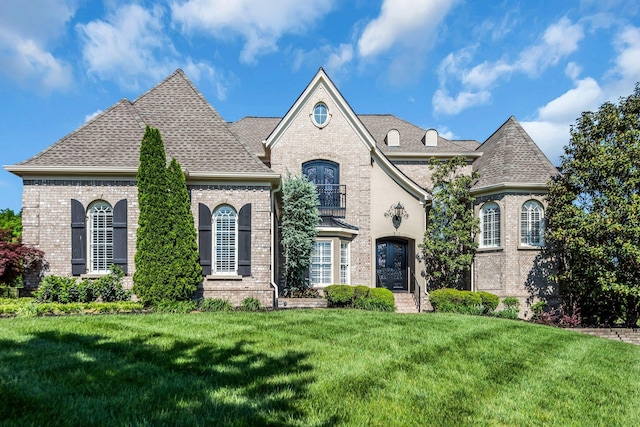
left=11, top=69, right=275, bottom=178
left=472, top=116, right=558, bottom=190
left=264, top=68, right=429, bottom=202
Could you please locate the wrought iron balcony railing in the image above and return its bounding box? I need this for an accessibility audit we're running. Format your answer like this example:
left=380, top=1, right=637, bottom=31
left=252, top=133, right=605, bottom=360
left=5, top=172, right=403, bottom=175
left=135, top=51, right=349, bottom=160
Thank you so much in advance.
left=315, top=184, right=346, bottom=218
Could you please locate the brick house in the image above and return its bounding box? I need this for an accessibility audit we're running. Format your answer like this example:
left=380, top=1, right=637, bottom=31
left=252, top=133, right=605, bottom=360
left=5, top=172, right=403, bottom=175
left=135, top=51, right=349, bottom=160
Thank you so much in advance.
left=5, top=69, right=558, bottom=315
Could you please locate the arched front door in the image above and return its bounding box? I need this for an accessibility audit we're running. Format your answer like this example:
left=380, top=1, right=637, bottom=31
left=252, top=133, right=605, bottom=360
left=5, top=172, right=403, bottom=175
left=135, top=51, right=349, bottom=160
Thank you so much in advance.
left=376, top=238, right=408, bottom=291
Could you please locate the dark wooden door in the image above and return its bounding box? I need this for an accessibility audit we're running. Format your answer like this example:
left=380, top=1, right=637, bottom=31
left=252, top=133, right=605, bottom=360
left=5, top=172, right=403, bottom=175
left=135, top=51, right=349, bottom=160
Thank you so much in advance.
left=376, top=239, right=408, bottom=291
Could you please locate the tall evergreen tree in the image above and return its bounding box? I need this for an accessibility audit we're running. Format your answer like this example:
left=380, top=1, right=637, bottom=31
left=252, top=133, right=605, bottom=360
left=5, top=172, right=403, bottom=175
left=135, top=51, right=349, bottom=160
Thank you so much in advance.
left=545, top=85, right=640, bottom=326
left=281, top=173, right=320, bottom=291
left=166, top=158, right=201, bottom=300
left=133, top=126, right=171, bottom=304
left=418, top=157, right=479, bottom=290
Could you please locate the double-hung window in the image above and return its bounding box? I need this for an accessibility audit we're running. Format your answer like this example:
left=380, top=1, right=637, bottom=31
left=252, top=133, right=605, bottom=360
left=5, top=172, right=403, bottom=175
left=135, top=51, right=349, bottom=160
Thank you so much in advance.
left=311, top=240, right=332, bottom=286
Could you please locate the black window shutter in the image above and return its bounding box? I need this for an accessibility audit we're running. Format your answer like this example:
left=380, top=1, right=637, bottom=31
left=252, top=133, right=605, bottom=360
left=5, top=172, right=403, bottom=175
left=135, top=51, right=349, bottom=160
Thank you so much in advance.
left=198, top=203, right=212, bottom=276
left=112, top=199, right=128, bottom=274
left=238, top=203, right=252, bottom=277
left=71, top=199, right=86, bottom=276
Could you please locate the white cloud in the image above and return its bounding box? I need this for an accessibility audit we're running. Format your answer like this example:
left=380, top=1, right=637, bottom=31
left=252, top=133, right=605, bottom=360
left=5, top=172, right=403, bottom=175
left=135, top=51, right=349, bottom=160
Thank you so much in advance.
left=77, top=3, right=223, bottom=97
left=357, top=0, right=458, bottom=58
left=435, top=16, right=585, bottom=115
left=515, top=17, right=584, bottom=76
left=0, top=0, right=75, bottom=93
left=85, top=109, right=103, bottom=122
left=432, top=88, right=491, bottom=115
left=170, top=0, right=335, bottom=64
left=521, top=25, right=640, bottom=166
left=325, top=44, right=354, bottom=76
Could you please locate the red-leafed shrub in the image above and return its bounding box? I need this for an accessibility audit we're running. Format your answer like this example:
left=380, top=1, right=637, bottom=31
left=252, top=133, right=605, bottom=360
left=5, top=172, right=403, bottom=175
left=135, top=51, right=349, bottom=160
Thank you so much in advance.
left=0, top=229, right=47, bottom=287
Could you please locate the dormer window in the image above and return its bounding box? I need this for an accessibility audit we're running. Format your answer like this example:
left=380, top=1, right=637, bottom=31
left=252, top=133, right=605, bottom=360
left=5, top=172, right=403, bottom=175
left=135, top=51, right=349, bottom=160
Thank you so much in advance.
left=312, top=103, right=330, bottom=128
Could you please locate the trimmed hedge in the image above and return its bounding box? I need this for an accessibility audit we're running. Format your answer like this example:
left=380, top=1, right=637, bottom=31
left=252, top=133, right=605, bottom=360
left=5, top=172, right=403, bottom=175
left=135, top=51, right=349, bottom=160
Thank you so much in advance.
left=478, top=291, right=500, bottom=313
left=324, top=285, right=395, bottom=312
left=430, top=288, right=494, bottom=315
left=34, top=266, right=131, bottom=304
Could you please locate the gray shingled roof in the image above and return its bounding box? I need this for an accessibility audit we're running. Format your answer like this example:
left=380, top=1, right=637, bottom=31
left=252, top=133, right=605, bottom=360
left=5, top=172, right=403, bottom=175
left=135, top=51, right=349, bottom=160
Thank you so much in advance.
left=227, top=117, right=281, bottom=158
left=17, top=70, right=274, bottom=176
left=472, top=116, right=558, bottom=189
left=229, top=114, right=480, bottom=157
left=358, top=114, right=479, bottom=154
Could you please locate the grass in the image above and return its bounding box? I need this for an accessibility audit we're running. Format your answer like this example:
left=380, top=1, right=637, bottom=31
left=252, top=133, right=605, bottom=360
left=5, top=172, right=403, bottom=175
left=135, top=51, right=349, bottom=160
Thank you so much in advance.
left=1, top=310, right=639, bottom=426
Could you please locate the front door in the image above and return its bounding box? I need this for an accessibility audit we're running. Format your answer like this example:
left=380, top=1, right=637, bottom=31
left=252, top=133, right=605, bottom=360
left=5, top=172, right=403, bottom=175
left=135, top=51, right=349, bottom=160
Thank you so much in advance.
left=376, top=239, right=408, bottom=291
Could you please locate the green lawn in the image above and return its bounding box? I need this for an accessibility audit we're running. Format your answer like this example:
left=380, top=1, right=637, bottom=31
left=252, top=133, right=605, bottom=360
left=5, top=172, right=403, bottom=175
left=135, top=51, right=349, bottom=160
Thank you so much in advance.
left=1, top=310, right=639, bottom=426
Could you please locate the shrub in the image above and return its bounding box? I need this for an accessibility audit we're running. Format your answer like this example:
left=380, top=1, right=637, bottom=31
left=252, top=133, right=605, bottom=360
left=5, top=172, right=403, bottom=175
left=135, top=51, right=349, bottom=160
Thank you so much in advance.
left=199, top=298, right=234, bottom=312
left=241, top=297, right=263, bottom=312
left=478, top=291, right=499, bottom=313
left=324, top=285, right=355, bottom=307
left=153, top=300, right=197, bottom=314
left=502, top=297, right=520, bottom=311
left=34, top=267, right=130, bottom=304
left=429, top=288, right=482, bottom=314
left=354, top=287, right=396, bottom=312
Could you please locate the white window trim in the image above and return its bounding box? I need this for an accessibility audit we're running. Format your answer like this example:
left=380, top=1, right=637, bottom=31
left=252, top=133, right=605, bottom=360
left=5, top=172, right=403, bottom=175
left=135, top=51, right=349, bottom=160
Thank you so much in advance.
left=88, top=201, right=113, bottom=274
left=340, top=241, right=350, bottom=285
left=520, top=200, right=544, bottom=247
left=311, top=240, right=333, bottom=286
left=310, top=102, right=331, bottom=128
left=213, top=205, right=238, bottom=274
left=480, top=202, right=501, bottom=248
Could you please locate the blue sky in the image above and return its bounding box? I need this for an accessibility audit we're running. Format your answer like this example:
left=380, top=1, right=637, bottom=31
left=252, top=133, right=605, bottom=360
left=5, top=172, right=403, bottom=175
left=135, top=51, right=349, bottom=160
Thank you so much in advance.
left=1, top=0, right=639, bottom=213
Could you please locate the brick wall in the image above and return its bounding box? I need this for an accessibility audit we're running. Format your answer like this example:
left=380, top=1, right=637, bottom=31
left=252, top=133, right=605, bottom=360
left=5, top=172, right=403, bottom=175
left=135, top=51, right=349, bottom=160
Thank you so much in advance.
left=473, top=192, right=557, bottom=317
left=20, top=179, right=275, bottom=306
left=269, top=84, right=373, bottom=286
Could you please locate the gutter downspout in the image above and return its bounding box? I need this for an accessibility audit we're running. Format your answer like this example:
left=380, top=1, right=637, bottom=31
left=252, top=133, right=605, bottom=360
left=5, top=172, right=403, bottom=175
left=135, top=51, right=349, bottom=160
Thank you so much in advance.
left=270, top=180, right=282, bottom=308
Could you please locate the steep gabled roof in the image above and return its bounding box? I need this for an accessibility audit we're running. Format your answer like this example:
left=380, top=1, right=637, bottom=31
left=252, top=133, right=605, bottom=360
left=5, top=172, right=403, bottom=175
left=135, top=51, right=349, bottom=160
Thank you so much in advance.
left=9, top=70, right=275, bottom=178
left=264, top=68, right=430, bottom=203
left=472, top=116, right=558, bottom=191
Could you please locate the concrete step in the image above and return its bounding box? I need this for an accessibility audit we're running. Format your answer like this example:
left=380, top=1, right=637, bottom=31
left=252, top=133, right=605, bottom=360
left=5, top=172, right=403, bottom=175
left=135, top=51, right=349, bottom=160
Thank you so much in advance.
left=393, top=293, right=419, bottom=314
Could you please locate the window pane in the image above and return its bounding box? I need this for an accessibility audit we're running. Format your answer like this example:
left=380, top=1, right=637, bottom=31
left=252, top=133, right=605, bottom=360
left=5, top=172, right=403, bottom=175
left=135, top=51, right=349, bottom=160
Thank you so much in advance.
left=481, top=203, right=500, bottom=247
left=311, top=241, right=332, bottom=285
left=214, top=206, right=237, bottom=273
left=89, top=202, right=113, bottom=273
left=521, top=201, right=543, bottom=246
left=340, top=242, right=349, bottom=284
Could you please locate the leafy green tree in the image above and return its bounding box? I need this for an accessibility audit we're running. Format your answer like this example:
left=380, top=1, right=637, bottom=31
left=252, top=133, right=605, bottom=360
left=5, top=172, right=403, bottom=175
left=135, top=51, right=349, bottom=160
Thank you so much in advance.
left=281, top=173, right=320, bottom=293
left=0, top=209, right=22, bottom=242
left=166, top=158, right=201, bottom=301
left=418, top=157, right=479, bottom=290
left=545, top=85, right=640, bottom=326
left=133, top=126, right=171, bottom=304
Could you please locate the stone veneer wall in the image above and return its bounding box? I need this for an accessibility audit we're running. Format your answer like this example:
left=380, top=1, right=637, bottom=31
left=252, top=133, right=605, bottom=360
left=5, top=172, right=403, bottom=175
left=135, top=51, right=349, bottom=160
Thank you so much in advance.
left=473, top=192, right=557, bottom=318
left=269, top=85, right=373, bottom=286
left=21, top=179, right=275, bottom=306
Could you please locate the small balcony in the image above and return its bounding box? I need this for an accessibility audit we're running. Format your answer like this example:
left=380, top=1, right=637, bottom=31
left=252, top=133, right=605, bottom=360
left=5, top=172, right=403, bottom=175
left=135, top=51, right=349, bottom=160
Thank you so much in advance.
left=315, top=184, right=346, bottom=218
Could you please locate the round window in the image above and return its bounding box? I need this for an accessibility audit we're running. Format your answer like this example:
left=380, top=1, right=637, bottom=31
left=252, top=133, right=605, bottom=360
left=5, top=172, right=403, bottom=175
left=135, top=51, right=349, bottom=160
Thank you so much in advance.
left=313, top=103, right=328, bottom=127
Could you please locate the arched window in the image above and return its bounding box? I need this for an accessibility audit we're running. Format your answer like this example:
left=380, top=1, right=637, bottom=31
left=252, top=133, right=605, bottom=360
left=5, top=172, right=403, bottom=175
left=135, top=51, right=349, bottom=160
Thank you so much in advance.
left=521, top=200, right=544, bottom=246
left=89, top=201, right=113, bottom=273
left=214, top=205, right=237, bottom=273
left=481, top=202, right=501, bottom=248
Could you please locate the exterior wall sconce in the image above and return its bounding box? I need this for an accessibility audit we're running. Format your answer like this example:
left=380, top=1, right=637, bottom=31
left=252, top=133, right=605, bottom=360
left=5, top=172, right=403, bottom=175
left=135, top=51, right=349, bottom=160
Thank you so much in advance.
left=384, top=202, right=409, bottom=229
